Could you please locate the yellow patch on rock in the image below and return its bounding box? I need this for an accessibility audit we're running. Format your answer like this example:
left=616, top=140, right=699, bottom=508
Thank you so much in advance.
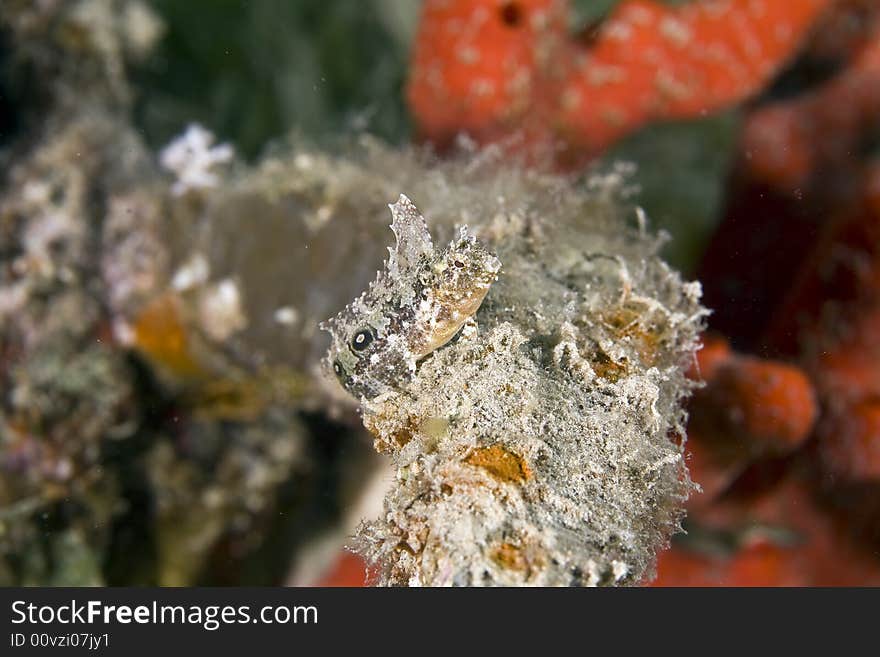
left=465, top=445, right=531, bottom=483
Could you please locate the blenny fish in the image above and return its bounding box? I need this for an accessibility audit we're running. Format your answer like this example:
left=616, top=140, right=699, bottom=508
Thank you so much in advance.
left=321, top=194, right=501, bottom=400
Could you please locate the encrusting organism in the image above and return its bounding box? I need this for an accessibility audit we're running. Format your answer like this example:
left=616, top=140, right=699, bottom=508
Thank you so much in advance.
left=408, top=0, right=832, bottom=164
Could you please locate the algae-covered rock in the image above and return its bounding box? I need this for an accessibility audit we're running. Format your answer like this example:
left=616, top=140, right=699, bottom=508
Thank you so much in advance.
left=318, top=152, right=706, bottom=585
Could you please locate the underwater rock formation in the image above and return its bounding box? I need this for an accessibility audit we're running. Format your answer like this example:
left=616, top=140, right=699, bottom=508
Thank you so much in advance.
left=322, top=158, right=705, bottom=585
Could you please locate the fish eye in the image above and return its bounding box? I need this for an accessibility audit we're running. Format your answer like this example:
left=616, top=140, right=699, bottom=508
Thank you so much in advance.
left=351, top=328, right=374, bottom=352
left=332, top=360, right=344, bottom=377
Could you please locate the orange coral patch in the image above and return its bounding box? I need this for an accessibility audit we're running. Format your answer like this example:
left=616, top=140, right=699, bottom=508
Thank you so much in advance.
left=408, top=0, right=832, bottom=163
left=465, top=444, right=532, bottom=482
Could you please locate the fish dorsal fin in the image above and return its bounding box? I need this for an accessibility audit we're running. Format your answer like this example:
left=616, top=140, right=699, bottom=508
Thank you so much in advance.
left=388, top=194, right=433, bottom=279
left=321, top=195, right=433, bottom=336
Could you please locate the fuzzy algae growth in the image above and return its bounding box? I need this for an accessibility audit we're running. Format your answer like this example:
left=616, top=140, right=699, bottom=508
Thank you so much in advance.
left=322, top=155, right=706, bottom=586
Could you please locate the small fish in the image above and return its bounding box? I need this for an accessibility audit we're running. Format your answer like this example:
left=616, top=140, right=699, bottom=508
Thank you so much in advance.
left=321, top=194, right=501, bottom=400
